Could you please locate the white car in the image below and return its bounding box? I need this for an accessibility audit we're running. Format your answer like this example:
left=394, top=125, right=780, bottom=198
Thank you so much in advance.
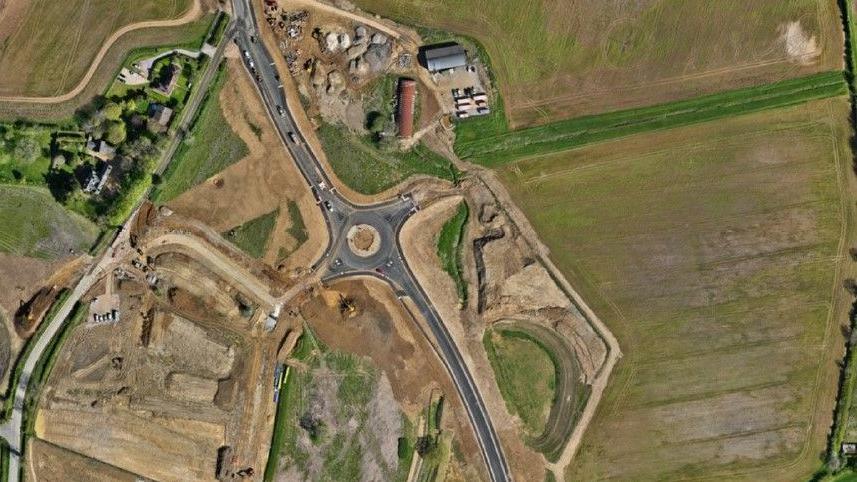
left=276, top=106, right=285, bottom=117
left=288, top=131, right=298, bottom=143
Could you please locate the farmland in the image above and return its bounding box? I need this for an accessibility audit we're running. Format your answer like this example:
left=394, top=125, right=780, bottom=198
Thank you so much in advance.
left=498, top=98, right=854, bottom=480
left=153, top=67, right=248, bottom=203
left=0, top=0, right=193, bottom=97
left=0, top=14, right=215, bottom=123
left=354, top=0, right=842, bottom=128
left=0, top=186, right=98, bottom=259
left=455, top=71, right=847, bottom=166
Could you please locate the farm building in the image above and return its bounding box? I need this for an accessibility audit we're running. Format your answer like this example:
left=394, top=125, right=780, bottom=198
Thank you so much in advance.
left=397, top=78, right=417, bottom=138
left=422, top=43, right=466, bottom=72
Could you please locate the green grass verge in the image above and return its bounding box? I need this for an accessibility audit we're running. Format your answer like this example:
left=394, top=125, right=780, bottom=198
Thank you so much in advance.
left=264, top=334, right=313, bottom=482
left=152, top=64, right=248, bottom=202
left=436, top=202, right=468, bottom=304
left=455, top=71, right=847, bottom=166
left=223, top=209, right=278, bottom=259
left=316, top=123, right=460, bottom=195
left=286, top=201, right=308, bottom=245
left=483, top=328, right=556, bottom=436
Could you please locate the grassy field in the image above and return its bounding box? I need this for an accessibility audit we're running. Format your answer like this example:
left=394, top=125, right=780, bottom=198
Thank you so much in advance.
left=483, top=328, right=556, bottom=437
left=455, top=71, right=847, bottom=166
left=153, top=66, right=248, bottom=202
left=317, top=123, right=459, bottom=195
left=355, top=0, right=842, bottom=127
left=498, top=98, right=853, bottom=480
left=436, top=201, right=468, bottom=304
left=0, top=186, right=98, bottom=259
left=0, top=0, right=192, bottom=97
left=223, top=210, right=278, bottom=259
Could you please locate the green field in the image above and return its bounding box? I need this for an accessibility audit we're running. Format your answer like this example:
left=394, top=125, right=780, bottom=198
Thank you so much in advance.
left=484, top=328, right=556, bottom=436
left=355, top=0, right=841, bottom=127
left=436, top=202, right=468, bottom=304
left=223, top=210, right=278, bottom=259
left=317, top=123, right=459, bottom=195
left=154, top=66, right=248, bottom=202
left=0, top=0, right=193, bottom=97
left=455, top=71, right=847, bottom=166
left=499, top=98, right=853, bottom=480
left=0, top=185, right=98, bottom=259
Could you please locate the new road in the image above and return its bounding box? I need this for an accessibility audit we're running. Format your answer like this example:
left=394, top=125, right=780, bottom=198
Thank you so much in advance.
left=232, top=0, right=511, bottom=480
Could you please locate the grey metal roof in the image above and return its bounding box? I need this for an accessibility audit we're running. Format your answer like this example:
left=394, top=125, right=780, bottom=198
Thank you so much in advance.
left=424, top=44, right=466, bottom=71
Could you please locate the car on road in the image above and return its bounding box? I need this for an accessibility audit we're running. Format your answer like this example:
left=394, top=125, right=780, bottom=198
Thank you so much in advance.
left=242, top=49, right=250, bottom=59
left=248, top=60, right=255, bottom=69
left=324, top=201, right=334, bottom=212
left=250, top=35, right=256, bottom=43
left=288, top=131, right=298, bottom=143
left=276, top=106, right=285, bottom=117
left=333, top=258, right=342, bottom=267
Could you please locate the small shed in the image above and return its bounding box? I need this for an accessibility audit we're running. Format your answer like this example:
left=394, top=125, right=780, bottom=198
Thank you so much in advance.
left=396, top=78, right=417, bottom=139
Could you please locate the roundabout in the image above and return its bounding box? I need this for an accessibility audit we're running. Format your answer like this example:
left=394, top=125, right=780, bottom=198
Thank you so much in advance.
left=346, top=224, right=381, bottom=257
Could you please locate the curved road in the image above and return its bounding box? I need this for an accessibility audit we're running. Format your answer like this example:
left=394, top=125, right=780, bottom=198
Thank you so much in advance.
left=232, top=0, right=511, bottom=479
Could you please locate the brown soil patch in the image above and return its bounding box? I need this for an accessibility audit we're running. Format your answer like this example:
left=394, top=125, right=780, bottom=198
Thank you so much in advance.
left=28, top=439, right=141, bottom=482
left=353, top=227, right=374, bottom=250
left=301, top=277, right=483, bottom=478
left=167, top=58, right=328, bottom=270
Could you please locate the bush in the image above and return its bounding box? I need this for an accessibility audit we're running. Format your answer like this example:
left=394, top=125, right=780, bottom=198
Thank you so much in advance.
left=105, top=121, right=127, bottom=145
left=101, top=102, right=123, bottom=121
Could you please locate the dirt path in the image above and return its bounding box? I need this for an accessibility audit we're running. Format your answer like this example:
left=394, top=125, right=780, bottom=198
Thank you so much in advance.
left=283, top=0, right=401, bottom=39
left=0, top=0, right=202, bottom=103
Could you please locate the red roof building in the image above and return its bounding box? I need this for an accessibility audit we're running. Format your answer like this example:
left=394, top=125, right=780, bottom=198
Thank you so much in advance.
left=397, top=78, right=417, bottom=138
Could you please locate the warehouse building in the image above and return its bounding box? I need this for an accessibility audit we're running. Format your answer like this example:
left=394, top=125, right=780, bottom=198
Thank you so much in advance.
left=421, top=43, right=466, bottom=72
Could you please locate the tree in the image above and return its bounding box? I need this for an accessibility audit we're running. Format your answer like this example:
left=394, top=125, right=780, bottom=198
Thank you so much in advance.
left=101, top=102, right=123, bottom=121
left=122, top=136, right=158, bottom=160
left=415, top=435, right=435, bottom=456
left=13, top=137, right=41, bottom=164
left=44, top=169, right=77, bottom=203
left=105, top=121, right=127, bottom=145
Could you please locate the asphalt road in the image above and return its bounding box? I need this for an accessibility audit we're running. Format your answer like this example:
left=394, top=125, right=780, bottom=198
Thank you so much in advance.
left=232, top=0, right=511, bottom=480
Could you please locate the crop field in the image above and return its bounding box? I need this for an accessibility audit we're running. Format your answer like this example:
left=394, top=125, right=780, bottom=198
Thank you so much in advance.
left=455, top=71, right=847, bottom=166
left=0, top=185, right=98, bottom=259
left=0, top=0, right=192, bottom=97
left=356, top=0, right=841, bottom=128
left=153, top=67, right=248, bottom=203
left=223, top=209, right=278, bottom=259
left=0, top=14, right=215, bottom=123
left=498, top=98, right=854, bottom=480
left=317, top=123, right=458, bottom=195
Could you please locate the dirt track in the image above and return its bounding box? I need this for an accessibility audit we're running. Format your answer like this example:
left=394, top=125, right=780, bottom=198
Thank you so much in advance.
left=0, top=0, right=201, bottom=103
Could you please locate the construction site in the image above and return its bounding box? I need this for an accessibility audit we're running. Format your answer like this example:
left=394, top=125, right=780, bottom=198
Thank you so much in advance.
left=28, top=204, right=308, bottom=481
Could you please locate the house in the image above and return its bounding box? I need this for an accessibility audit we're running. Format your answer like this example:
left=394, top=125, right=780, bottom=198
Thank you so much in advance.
left=396, top=78, right=417, bottom=138
left=147, top=103, right=174, bottom=133
left=152, top=63, right=182, bottom=96
left=85, top=139, right=116, bottom=161
left=83, top=164, right=112, bottom=195
left=422, top=43, right=466, bottom=72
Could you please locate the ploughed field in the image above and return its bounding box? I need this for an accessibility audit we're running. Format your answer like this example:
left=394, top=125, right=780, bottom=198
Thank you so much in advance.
left=498, top=98, right=854, bottom=480
left=0, top=0, right=193, bottom=97
left=354, top=0, right=842, bottom=128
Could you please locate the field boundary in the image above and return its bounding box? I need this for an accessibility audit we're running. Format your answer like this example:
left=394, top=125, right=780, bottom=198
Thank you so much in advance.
left=0, top=0, right=202, bottom=104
